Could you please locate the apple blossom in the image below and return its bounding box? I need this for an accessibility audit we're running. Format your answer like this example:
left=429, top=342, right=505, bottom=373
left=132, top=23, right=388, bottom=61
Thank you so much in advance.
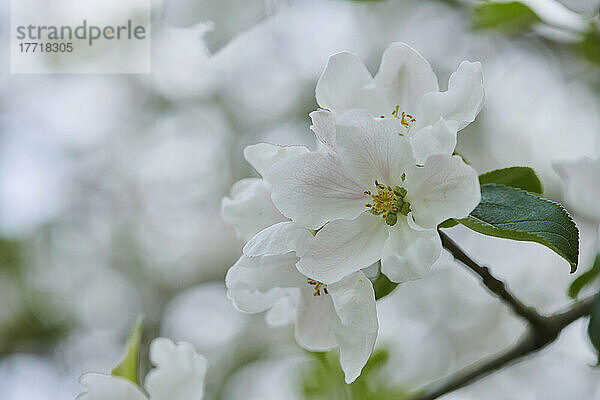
left=267, top=110, right=481, bottom=284
left=78, top=338, right=207, bottom=400
left=312, top=42, right=484, bottom=162
left=222, top=143, right=378, bottom=383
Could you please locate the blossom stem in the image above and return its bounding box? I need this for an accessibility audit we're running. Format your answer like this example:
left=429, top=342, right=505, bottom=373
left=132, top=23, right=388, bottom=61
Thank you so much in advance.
left=408, top=231, right=597, bottom=400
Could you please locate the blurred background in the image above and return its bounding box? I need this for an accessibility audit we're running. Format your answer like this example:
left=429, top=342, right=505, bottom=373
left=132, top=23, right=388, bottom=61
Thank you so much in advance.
left=1, top=0, right=600, bottom=399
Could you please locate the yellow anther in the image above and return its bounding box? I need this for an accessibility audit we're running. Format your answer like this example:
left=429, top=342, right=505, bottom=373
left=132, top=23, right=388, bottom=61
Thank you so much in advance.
left=307, top=279, right=328, bottom=296
left=391, top=106, right=417, bottom=131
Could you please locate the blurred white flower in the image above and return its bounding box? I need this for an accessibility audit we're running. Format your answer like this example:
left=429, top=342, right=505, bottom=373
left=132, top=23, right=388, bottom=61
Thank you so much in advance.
left=147, top=22, right=218, bottom=100
left=226, top=253, right=377, bottom=384
left=78, top=338, right=207, bottom=400
left=553, top=157, right=600, bottom=222
left=553, top=0, right=600, bottom=15
left=313, top=42, right=484, bottom=162
left=268, top=110, right=480, bottom=284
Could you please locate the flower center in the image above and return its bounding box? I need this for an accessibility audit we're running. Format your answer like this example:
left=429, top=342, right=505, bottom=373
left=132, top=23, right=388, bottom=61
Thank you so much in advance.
left=364, top=180, right=411, bottom=226
left=307, top=279, right=328, bottom=296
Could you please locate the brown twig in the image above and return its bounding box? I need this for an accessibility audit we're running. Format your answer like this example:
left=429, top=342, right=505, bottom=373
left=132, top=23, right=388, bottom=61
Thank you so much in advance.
left=409, top=231, right=597, bottom=400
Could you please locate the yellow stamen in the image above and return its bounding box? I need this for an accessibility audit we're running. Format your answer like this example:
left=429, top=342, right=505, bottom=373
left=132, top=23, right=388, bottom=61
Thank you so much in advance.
left=307, top=279, right=329, bottom=296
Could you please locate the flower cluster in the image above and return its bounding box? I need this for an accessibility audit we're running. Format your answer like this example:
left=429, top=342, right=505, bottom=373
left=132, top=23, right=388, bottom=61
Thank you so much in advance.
left=222, top=42, right=484, bottom=383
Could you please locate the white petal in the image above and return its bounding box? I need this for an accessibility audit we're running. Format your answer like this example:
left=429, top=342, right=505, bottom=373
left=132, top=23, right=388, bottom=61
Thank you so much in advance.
left=381, top=221, right=441, bottom=283
left=553, top=157, right=600, bottom=221
left=225, top=254, right=302, bottom=314
left=221, top=178, right=287, bottom=241
left=335, top=110, right=415, bottom=187
left=296, top=213, right=388, bottom=284
left=310, top=110, right=337, bottom=152
left=265, top=295, right=299, bottom=327
left=315, top=52, right=388, bottom=115
left=145, top=338, right=207, bottom=400
left=329, top=271, right=378, bottom=384
left=294, top=290, right=339, bottom=351
left=336, top=331, right=377, bottom=384
left=244, top=143, right=310, bottom=178
left=416, top=61, right=484, bottom=132
left=243, top=221, right=314, bottom=257
left=374, top=42, right=439, bottom=115
left=78, top=374, right=147, bottom=400
left=405, top=155, right=481, bottom=229
left=328, top=271, right=378, bottom=333
left=410, top=118, right=457, bottom=162
left=267, top=151, right=368, bottom=229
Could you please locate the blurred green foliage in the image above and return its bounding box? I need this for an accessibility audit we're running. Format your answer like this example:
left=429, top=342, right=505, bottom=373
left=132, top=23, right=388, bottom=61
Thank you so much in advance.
left=301, top=349, right=414, bottom=400
left=473, top=1, right=541, bottom=35
left=588, top=293, right=600, bottom=365
left=0, top=238, right=71, bottom=356
left=577, top=29, right=600, bottom=66
left=373, top=271, right=399, bottom=300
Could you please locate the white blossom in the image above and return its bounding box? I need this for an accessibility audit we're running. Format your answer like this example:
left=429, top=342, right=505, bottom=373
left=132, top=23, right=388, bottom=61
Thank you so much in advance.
left=222, top=143, right=378, bottom=383
left=312, top=42, right=484, bottom=162
left=78, top=338, right=207, bottom=400
left=267, top=110, right=481, bottom=284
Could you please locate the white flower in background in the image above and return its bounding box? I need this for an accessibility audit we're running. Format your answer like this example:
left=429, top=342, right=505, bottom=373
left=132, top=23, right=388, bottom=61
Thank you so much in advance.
left=222, top=143, right=378, bottom=383
left=78, top=338, right=207, bottom=400
left=554, top=0, right=600, bottom=15
left=553, top=157, right=600, bottom=222
left=268, top=110, right=481, bottom=284
left=312, top=42, right=484, bottom=162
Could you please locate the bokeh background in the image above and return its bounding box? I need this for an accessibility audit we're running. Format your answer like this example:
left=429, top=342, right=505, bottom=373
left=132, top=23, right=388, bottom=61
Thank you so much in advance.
left=1, top=0, right=600, bottom=399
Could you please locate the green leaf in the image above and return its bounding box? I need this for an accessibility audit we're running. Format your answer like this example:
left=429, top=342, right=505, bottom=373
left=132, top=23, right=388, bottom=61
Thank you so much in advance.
left=440, top=166, right=543, bottom=229
left=112, top=317, right=144, bottom=384
left=569, top=255, right=600, bottom=299
left=439, top=219, right=459, bottom=229
left=473, top=1, right=541, bottom=35
left=459, top=184, right=579, bottom=272
left=588, top=294, right=600, bottom=366
left=479, top=166, right=543, bottom=194
left=373, top=272, right=398, bottom=300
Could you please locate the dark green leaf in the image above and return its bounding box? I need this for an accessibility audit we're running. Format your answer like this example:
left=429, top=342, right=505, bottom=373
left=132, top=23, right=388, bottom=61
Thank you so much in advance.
left=569, top=255, right=600, bottom=299
left=479, top=166, right=543, bottom=194
left=473, top=1, right=541, bottom=35
left=440, top=166, right=543, bottom=229
left=588, top=294, right=600, bottom=366
left=112, top=317, right=144, bottom=384
left=373, top=272, right=398, bottom=300
left=459, top=184, right=579, bottom=272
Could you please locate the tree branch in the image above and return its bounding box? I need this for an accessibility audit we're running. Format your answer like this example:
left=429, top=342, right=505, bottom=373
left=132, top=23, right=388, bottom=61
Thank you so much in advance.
left=409, top=231, right=597, bottom=400
left=439, top=231, right=547, bottom=327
